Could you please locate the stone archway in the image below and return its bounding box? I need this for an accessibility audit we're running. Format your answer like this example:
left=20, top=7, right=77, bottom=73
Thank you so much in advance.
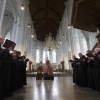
left=1, top=0, right=19, bottom=41
left=2, top=9, right=14, bottom=40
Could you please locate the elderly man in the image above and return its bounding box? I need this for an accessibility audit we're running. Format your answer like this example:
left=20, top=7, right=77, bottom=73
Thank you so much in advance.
left=77, top=53, right=88, bottom=87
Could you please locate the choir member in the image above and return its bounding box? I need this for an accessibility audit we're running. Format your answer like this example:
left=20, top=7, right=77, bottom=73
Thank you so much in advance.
left=69, top=55, right=79, bottom=84
left=77, top=53, right=88, bottom=87
left=0, top=38, right=29, bottom=99
left=91, top=48, right=100, bottom=91
left=0, top=37, right=4, bottom=99
left=86, top=51, right=95, bottom=88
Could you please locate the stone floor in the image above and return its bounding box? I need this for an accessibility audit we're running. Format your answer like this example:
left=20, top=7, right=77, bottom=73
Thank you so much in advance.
left=4, top=76, right=100, bottom=100
left=26, top=72, right=68, bottom=77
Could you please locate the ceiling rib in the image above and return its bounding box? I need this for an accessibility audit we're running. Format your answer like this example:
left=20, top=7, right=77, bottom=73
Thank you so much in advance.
left=36, top=25, right=56, bottom=34
left=29, top=0, right=66, bottom=41
left=32, top=7, right=61, bottom=21
left=37, top=29, right=55, bottom=36
left=34, top=17, right=58, bottom=29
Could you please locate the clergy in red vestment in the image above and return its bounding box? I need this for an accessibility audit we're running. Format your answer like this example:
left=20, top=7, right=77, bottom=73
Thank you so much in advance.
left=43, top=60, right=53, bottom=76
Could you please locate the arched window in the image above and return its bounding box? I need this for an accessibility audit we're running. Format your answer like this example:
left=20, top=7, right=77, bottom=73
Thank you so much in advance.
left=52, top=50, right=56, bottom=63
left=47, top=51, right=50, bottom=60
left=36, top=49, right=40, bottom=63
left=43, top=50, right=56, bottom=63
left=43, top=50, right=46, bottom=63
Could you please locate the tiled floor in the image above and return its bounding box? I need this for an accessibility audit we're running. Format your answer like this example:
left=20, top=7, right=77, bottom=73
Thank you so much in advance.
left=4, top=76, right=100, bottom=100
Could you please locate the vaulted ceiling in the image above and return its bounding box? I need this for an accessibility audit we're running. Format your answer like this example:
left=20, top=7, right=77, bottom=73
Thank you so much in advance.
left=71, top=0, right=100, bottom=32
left=29, top=0, right=66, bottom=41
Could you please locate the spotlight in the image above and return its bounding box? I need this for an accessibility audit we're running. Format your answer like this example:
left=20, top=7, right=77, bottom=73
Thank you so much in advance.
left=68, top=24, right=70, bottom=29
left=68, top=26, right=70, bottom=28
left=59, top=41, right=61, bottom=44
left=31, top=35, right=34, bottom=38
left=28, top=23, right=30, bottom=27
left=21, top=4, right=24, bottom=10
left=34, top=41, right=36, bottom=43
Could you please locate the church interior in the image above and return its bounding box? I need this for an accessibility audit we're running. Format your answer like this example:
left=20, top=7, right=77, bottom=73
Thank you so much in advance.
left=0, top=0, right=100, bottom=100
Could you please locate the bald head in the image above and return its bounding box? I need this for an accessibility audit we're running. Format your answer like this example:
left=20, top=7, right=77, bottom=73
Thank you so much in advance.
left=94, top=48, right=100, bottom=54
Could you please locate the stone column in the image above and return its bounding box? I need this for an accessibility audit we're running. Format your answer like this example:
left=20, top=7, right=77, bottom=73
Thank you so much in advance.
left=0, top=0, right=7, bottom=37
left=14, top=1, right=28, bottom=54
left=11, top=16, right=19, bottom=42
left=40, top=47, right=43, bottom=62
left=22, top=11, right=29, bottom=54
left=33, top=43, right=36, bottom=70
left=30, top=39, right=34, bottom=61
left=27, top=34, right=31, bottom=59
left=49, top=50, right=52, bottom=63
left=57, top=48, right=60, bottom=64
left=33, top=41, right=36, bottom=64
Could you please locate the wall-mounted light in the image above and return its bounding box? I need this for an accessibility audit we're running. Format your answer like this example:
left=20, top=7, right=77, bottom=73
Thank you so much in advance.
left=59, top=41, right=61, bottom=44
left=63, top=34, right=65, bottom=37
left=68, top=24, right=70, bottom=29
left=34, top=41, right=36, bottom=43
left=21, top=4, right=24, bottom=10
left=28, top=23, right=30, bottom=27
left=31, top=35, right=34, bottom=38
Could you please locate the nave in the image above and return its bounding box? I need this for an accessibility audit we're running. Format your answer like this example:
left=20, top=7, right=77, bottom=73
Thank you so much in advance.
left=0, top=0, right=100, bottom=99
left=4, top=77, right=100, bottom=100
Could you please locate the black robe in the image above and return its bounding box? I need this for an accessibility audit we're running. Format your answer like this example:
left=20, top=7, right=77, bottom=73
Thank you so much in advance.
left=87, top=59, right=95, bottom=89
left=0, top=49, right=12, bottom=99
left=78, top=56, right=88, bottom=87
left=0, top=45, right=4, bottom=98
left=92, top=54, right=100, bottom=91
left=71, top=58, right=79, bottom=84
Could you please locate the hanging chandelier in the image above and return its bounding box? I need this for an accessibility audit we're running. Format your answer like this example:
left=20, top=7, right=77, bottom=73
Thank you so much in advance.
left=45, top=33, right=55, bottom=51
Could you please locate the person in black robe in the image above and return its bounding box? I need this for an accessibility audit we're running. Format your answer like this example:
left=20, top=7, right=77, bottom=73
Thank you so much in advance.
left=0, top=38, right=13, bottom=98
left=91, top=48, right=100, bottom=91
left=0, top=47, right=13, bottom=99
left=86, top=52, right=95, bottom=89
left=9, top=50, right=18, bottom=92
left=0, top=42, right=4, bottom=99
left=22, top=56, right=28, bottom=85
left=77, top=53, right=88, bottom=87
left=69, top=55, right=78, bottom=84
left=19, top=56, right=27, bottom=86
